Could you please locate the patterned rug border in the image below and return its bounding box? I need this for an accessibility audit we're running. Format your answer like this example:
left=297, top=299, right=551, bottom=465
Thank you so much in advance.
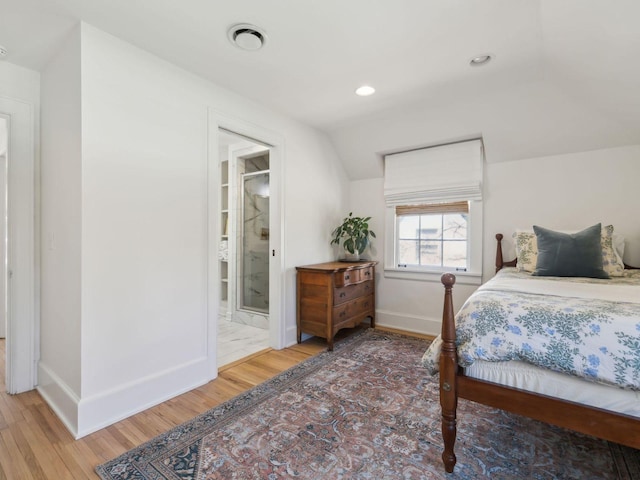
left=96, top=328, right=416, bottom=479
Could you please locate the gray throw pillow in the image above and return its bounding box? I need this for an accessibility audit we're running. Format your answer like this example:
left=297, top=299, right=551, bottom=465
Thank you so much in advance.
left=532, top=223, right=609, bottom=279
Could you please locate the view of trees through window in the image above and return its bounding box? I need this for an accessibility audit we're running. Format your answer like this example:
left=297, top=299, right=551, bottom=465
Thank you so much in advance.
left=397, top=213, right=468, bottom=269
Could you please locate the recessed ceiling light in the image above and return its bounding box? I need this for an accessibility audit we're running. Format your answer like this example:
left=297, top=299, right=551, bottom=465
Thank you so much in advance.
left=469, top=54, right=493, bottom=66
left=355, top=85, right=376, bottom=96
left=0, top=46, right=7, bottom=58
left=227, top=24, right=267, bottom=51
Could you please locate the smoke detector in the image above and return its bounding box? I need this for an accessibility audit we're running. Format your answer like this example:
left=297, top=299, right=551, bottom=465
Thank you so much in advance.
left=227, top=24, right=267, bottom=51
left=0, top=46, right=7, bottom=58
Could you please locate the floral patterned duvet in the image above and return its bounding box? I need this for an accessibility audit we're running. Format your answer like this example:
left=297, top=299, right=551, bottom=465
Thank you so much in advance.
left=422, top=268, right=640, bottom=391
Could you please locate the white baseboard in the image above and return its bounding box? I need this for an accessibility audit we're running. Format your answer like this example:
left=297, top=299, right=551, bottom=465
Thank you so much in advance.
left=375, top=310, right=441, bottom=337
left=285, top=324, right=306, bottom=348
left=37, top=362, right=81, bottom=436
left=39, top=356, right=213, bottom=439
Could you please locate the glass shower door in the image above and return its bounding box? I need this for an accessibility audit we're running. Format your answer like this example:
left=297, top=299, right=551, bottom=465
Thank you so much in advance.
left=240, top=171, right=269, bottom=313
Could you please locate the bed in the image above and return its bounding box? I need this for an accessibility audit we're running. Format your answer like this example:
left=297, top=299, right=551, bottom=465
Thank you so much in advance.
left=422, top=229, right=640, bottom=473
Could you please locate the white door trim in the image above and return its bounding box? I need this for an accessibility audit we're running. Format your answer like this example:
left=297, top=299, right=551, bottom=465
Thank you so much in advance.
left=207, top=109, right=285, bottom=378
left=0, top=119, right=6, bottom=340
left=0, top=96, right=37, bottom=394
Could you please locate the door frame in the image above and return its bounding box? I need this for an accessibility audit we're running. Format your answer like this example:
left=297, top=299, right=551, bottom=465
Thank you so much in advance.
left=207, top=109, right=285, bottom=377
left=0, top=96, right=37, bottom=394
left=0, top=117, right=6, bottom=340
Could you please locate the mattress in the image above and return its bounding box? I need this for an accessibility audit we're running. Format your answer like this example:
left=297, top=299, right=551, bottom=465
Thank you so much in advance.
left=465, top=359, right=640, bottom=419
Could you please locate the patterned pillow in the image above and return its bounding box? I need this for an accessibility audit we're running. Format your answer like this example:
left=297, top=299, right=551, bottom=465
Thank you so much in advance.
left=601, top=225, right=625, bottom=276
left=512, top=225, right=625, bottom=277
left=512, top=230, right=537, bottom=273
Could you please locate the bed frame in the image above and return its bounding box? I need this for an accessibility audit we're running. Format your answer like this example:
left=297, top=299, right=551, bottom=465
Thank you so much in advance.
left=439, top=233, right=640, bottom=473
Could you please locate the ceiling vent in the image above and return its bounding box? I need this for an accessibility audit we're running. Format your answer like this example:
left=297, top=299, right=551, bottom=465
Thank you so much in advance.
left=227, top=24, right=267, bottom=51
left=469, top=54, right=493, bottom=66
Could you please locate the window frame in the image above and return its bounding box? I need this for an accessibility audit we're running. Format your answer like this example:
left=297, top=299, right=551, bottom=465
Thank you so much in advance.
left=384, top=200, right=483, bottom=285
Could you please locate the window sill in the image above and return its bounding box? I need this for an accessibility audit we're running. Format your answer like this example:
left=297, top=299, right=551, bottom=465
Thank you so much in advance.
left=383, top=267, right=482, bottom=285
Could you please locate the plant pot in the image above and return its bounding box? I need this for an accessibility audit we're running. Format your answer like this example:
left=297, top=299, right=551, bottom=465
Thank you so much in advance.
left=344, top=250, right=360, bottom=262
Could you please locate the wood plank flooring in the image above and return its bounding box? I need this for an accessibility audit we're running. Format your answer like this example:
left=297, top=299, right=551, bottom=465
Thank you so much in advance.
left=0, top=327, right=426, bottom=479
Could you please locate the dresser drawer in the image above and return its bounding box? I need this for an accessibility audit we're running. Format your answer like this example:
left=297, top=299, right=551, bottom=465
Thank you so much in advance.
left=333, top=266, right=374, bottom=287
left=359, top=266, right=374, bottom=283
left=334, top=280, right=374, bottom=306
left=354, top=294, right=374, bottom=315
left=334, top=270, right=355, bottom=287
left=332, top=294, right=374, bottom=326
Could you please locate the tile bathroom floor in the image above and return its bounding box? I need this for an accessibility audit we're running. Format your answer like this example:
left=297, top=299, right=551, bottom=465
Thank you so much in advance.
left=218, top=316, right=270, bottom=367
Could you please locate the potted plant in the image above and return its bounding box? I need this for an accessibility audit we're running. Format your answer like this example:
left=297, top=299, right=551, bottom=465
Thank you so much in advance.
left=330, top=212, right=376, bottom=261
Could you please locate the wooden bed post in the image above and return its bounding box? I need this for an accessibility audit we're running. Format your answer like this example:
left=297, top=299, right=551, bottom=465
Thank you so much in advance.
left=495, top=233, right=504, bottom=273
left=440, top=273, right=457, bottom=473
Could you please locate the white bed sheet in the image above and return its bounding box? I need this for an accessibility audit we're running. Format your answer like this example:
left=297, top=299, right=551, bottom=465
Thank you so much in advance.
left=465, top=360, right=640, bottom=419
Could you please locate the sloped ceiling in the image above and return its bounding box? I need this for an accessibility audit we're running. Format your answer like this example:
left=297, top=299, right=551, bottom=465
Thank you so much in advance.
left=1, top=0, right=639, bottom=179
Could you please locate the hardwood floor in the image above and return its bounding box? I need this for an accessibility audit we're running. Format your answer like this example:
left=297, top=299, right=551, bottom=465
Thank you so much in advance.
left=0, top=327, right=423, bottom=479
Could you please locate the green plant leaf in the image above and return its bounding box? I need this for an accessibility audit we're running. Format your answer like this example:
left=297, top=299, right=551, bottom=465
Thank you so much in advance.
left=330, top=213, right=376, bottom=254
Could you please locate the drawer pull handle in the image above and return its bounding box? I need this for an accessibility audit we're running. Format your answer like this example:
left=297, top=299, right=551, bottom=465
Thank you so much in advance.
left=364, top=271, right=370, bottom=276
left=364, top=302, right=369, bottom=307
left=344, top=275, right=350, bottom=280
left=339, top=311, right=346, bottom=317
left=339, top=292, right=346, bottom=298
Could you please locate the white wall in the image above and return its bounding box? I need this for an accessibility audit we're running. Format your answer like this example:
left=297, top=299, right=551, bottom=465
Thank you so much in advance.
left=39, top=26, right=83, bottom=430
left=283, top=129, right=351, bottom=338
left=38, top=23, right=349, bottom=437
left=79, top=24, right=212, bottom=425
left=0, top=61, right=41, bottom=103
left=484, top=145, right=640, bottom=273
left=349, top=145, right=640, bottom=336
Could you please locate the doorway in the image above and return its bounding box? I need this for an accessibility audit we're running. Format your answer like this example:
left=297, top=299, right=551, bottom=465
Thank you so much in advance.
left=217, top=130, right=271, bottom=366
left=0, top=95, right=36, bottom=395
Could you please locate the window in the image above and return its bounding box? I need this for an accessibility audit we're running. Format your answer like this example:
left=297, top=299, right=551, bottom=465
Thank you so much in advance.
left=396, top=202, right=469, bottom=271
left=383, top=140, right=483, bottom=284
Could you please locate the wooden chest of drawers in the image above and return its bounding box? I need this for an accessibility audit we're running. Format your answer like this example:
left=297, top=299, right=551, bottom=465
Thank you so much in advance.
left=296, top=261, right=376, bottom=350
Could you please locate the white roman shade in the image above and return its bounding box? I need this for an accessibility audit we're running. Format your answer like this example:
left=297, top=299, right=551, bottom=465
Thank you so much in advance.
left=383, top=139, right=483, bottom=206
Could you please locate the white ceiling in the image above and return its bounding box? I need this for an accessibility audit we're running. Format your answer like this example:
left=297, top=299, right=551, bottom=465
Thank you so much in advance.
left=2, top=0, right=640, bottom=178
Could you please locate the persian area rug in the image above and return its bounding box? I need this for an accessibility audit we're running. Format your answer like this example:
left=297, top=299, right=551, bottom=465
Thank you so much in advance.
left=97, top=329, right=639, bottom=479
